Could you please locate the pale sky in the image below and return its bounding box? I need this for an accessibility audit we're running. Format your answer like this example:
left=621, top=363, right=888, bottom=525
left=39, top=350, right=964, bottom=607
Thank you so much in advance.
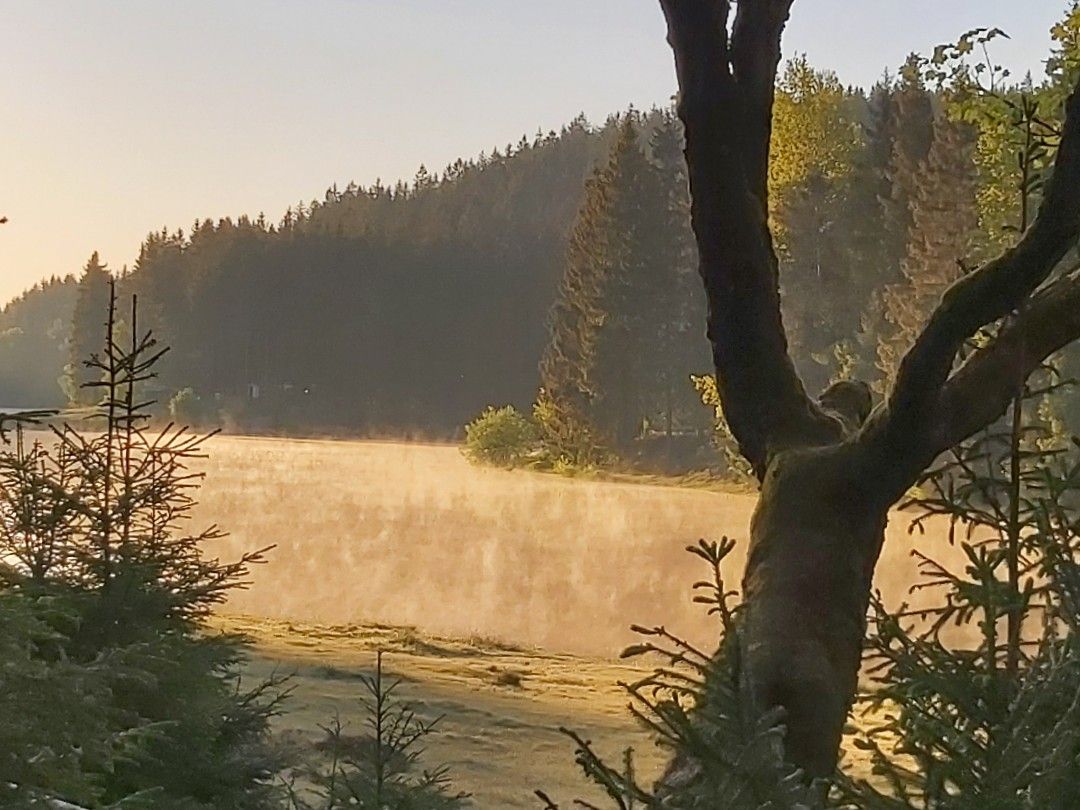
left=0, top=1, right=1069, bottom=303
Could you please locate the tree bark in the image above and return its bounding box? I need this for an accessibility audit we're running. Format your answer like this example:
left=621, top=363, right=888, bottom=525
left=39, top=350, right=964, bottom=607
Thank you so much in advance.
left=741, top=441, right=887, bottom=776
left=658, top=0, right=1080, bottom=782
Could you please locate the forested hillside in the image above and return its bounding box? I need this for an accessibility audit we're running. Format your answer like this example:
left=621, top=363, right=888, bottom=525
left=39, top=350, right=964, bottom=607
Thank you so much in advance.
left=5, top=29, right=1078, bottom=442
left=0, top=275, right=76, bottom=407
left=58, top=115, right=622, bottom=433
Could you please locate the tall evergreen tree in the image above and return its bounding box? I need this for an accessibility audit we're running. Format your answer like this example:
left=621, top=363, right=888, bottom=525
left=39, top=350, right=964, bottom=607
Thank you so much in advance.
left=540, top=116, right=699, bottom=453
left=589, top=117, right=687, bottom=447
left=538, top=123, right=628, bottom=452
left=859, top=62, right=937, bottom=380
left=67, top=252, right=111, bottom=404
left=882, top=57, right=937, bottom=259
left=130, top=229, right=186, bottom=392
left=877, top=115, right=980, bottom=383
left=0, top=275, right=77, bottom=407
left=648, top=111, right=711, bottom=436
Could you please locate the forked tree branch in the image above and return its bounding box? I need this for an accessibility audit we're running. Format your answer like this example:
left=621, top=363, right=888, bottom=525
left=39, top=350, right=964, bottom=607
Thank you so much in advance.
left=860, top=78, right=1080, bottom=498
left=660, top=0, right=838, bottom=476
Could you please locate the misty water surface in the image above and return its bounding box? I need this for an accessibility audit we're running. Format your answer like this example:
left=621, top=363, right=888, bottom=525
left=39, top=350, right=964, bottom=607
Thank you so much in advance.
left=192, top=437, right=964, bottom=656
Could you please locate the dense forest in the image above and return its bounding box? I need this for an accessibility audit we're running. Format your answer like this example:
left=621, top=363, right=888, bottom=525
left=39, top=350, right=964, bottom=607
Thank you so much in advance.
left=2, top=28, right=1078, bottom=450
left=0, top=275, right=77, bottom=408
left=4, top=117, right=618, bottom=431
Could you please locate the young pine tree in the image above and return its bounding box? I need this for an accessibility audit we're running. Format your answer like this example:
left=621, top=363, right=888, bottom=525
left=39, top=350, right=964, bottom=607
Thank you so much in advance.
left=839, top=384, right=1080, bottom=809
left=0, top=285, right=287, bottom=808
left=540, top=539, right=823, bottom=809
left=299, top=651, right=470, bottom=810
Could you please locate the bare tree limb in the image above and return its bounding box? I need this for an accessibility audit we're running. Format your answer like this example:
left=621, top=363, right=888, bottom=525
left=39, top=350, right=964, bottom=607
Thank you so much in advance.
left=0, top=410, right=56, bottom=443
left=859, top=79, right=1080, bottom=495
left=660, top=0, right=837, bottom=476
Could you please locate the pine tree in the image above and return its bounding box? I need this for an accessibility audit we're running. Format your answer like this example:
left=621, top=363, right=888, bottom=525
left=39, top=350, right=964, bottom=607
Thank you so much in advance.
left=589, top=117, right=678, bottom=447
left=876, top=115, right=980, bottom=384
left=129, top=229, right=186, bottom=393
left=67, top=252, right=111, bottom=404
left=649, top=111, right=711, bottom=437
left=0, top=286, right=287, bottom=807
left=539, top=115, right=696, bottom=455
left=778, top=172, right=855, bottom=392
left=837, top=81, right=906, bottom=380
left=537, top=137, right=618, bottom=460
left=0, top=275, right=78, bottom=408
left=882, top=57, right=937, bottom=255
left=858, top=63, right=937, bottom=378
left=302, top=651, right=470, bottom=809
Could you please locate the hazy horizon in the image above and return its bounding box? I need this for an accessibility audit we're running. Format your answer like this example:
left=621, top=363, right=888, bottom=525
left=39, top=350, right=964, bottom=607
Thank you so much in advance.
left=0, top=0, right=1068, bottom=303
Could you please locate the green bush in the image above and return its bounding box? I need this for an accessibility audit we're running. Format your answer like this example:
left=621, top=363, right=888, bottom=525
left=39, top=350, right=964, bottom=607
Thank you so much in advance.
left=168, top=386, right=204, bottom=426
left=462, top=405, right=538, bottom=467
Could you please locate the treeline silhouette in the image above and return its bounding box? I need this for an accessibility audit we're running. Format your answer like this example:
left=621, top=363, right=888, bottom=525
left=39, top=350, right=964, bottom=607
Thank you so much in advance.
left=3, top=53, right=1078, bottom=442
left=48, top=115, right=624, bottom=433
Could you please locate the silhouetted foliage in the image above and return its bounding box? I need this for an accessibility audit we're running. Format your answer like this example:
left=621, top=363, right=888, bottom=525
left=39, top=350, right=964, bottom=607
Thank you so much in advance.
left=0, top=287, right=288, bottom=808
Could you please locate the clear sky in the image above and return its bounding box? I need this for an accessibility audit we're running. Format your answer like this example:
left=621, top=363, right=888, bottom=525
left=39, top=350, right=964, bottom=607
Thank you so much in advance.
left=0, top=0, right=1069, bottom=303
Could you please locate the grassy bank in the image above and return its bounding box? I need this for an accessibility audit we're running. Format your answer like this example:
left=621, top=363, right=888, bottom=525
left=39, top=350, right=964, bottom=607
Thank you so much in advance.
left=216, top=614, right=665, bottom=808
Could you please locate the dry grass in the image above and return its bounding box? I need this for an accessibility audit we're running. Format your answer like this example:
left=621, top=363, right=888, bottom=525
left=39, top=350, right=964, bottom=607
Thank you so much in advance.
left=217, top=613, right=666, bottom=808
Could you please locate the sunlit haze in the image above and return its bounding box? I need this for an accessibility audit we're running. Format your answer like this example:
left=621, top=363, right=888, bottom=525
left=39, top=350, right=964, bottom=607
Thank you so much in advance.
left=3, top=2, right=1080, bottom=802
left=0, top=0, right=1066, bottom=302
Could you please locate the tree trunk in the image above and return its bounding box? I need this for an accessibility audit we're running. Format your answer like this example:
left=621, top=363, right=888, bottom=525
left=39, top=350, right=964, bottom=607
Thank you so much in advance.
left=740, top=442, right=887, bottom=776
left=657, top=0, right=1080, bottom=785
